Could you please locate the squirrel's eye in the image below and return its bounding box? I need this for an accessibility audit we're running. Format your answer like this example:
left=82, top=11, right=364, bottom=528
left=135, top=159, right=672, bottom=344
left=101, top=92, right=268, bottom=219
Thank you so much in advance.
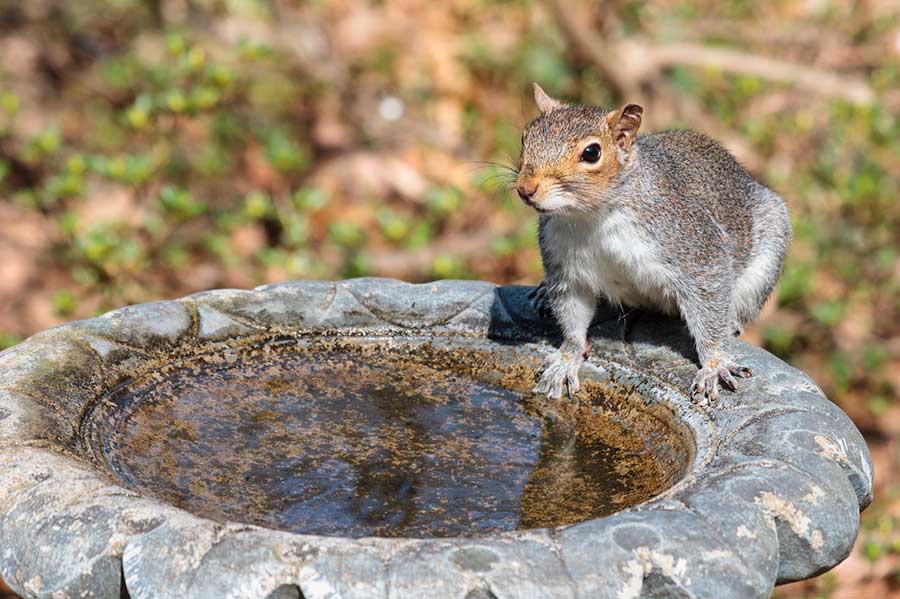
left=580, top=143, right=601, bottom=163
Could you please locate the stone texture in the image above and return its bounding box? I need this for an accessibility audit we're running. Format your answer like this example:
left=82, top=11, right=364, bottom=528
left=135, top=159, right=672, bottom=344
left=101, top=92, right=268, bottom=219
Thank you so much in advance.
left=0, top=278, right=873, bottom=599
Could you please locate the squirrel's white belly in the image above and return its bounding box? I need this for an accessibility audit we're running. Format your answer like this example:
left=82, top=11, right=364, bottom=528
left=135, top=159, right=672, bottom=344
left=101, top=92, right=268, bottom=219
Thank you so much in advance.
left=548, top=211, right=678, bottom=315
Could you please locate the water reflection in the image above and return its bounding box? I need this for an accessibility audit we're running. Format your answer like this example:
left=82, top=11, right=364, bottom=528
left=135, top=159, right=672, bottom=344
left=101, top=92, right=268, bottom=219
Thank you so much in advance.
left=107, top=344, right=669, bottom=537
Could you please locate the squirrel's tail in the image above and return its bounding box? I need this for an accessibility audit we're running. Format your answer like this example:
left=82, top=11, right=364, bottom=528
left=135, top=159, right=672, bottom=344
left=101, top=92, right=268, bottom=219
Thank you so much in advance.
left=733, top=187, right=792, bottom=324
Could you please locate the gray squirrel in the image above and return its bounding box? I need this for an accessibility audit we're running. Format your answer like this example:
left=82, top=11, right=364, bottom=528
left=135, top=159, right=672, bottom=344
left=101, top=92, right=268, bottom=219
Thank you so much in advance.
left=517, top=83, right=791, bottom=403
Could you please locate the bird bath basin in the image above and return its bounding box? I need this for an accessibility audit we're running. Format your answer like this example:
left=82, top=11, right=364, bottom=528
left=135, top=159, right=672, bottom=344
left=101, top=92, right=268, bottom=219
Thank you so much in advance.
left=93, top=339, right=688, bottom=539
left=0, top=278, right=873, bottom=599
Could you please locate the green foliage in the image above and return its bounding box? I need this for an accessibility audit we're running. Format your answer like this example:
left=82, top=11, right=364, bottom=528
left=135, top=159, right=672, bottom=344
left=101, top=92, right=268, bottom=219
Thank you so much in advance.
left=52, top=290, right=78, bottom=317
left=430, top=254, right=469, bottom=280
left=263, top=130, right=310, bottom=173
left=71, top=224, right=146, bottom=278
left=377, top=208, right=410, bottom=242
left=0, top=0, right=897, bottom=432
left=0, top=333, right=22, bottom=351
left=243, top=191, right=274, bottom=220
left=425, top=185, right=464, bottom=217
left=329, top=222, right=365, bottom=248
left=863, top=540, right=884, bottom=562
left=292, top=187, right=330, bottom=212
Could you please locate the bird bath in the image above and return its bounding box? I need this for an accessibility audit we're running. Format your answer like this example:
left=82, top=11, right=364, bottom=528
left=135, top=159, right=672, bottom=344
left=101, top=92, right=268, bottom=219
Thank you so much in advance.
left=0, top=279, right=873, bottom=599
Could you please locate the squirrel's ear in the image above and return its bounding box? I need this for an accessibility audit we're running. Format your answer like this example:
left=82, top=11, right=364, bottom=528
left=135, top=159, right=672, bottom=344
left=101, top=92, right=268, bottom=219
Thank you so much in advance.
left=608, top=104, right=643, bottom=150
left=533, top=83, right=563, bottom=114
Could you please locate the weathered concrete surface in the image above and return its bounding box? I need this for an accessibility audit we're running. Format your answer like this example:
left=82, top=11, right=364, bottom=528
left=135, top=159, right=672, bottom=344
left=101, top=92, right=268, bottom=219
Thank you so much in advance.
left=0, top=278, right=873, bottom=598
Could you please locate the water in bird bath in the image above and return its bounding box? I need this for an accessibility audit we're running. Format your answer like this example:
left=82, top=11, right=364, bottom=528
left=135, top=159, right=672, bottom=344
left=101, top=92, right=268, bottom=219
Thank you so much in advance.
left=95, top=338, right=690, bottom=538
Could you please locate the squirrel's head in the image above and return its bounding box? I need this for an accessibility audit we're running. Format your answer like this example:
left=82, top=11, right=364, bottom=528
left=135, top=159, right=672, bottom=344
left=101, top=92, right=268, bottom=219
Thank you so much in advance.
left=515, top=83, right=642, bottom=214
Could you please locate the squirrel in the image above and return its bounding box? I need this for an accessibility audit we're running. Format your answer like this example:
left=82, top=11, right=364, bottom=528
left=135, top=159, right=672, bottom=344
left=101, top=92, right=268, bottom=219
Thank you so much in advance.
left=517, top=83, right=791, bottom=404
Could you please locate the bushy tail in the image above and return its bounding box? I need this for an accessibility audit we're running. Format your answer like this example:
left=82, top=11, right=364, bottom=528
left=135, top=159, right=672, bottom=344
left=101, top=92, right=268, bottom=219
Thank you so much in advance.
left=734, top=187, right=792, bottom=323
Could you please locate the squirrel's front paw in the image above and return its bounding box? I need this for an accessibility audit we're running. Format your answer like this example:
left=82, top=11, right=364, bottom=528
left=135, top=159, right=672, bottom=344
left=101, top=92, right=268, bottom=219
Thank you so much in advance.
left=690, top=359, right=753, bottom=404
left=533, top=343, right=588, bottom=399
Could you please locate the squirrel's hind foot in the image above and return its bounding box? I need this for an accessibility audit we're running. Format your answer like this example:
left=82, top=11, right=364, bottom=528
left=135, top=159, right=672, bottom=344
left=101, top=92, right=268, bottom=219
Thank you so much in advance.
left=690, top=359, right=752, bottom=405
left=533, top=342, right=589, bottom=399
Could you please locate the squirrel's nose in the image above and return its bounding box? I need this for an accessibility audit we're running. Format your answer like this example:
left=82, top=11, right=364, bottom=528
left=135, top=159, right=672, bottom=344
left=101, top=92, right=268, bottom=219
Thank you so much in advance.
left=516, top=184, right=538, bottom=201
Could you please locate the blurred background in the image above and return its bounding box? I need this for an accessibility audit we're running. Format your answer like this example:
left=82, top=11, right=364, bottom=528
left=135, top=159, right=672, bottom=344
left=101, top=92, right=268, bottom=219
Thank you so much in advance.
left=0, top=1, right=898, bottom=597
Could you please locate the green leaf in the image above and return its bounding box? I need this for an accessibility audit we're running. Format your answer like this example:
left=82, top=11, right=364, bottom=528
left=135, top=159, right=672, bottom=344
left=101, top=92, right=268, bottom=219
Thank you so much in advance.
left=0, top=91, right=20, bottom=115
left=430, top=254, right=466, bottom=279
left=189, top=85, right=221, bottom=110
left=425, top=185, right=463, bottom=217
left=377, top=208, right=410, bottom=242
left=329, top=222, right=365, bottom=248
left=777, top=261, right=813, bottom=305
left=405, top=221, right=433, bottom=250
left=165, top=31, right=187, bottom=56
left=264, top=130, right=309, bottom=172
left=810, top=300, right=846, bottom=327
left=159, top=186, right=206, bottom=219
left=52, top=290, right=78, bottom=317
left=863, top=541, right=884, bottom=562
left=292, top=187, right=330, bottom=212
left=165, top=90, right=187, bottom=113
left=0, top=333, right=22, bottom=350
left=827, top=351, right=853, bottom=393
left=243, top=191, right=273, bottom=220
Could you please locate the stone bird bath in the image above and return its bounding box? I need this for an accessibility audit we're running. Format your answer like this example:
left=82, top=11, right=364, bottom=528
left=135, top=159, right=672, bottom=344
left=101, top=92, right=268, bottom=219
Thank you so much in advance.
left=0, top=279, right=872, bottom=598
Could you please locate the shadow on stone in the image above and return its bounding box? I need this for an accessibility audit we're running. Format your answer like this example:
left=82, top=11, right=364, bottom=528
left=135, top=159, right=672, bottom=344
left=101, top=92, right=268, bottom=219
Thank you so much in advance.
left=488, top=284, right=698, bottom=365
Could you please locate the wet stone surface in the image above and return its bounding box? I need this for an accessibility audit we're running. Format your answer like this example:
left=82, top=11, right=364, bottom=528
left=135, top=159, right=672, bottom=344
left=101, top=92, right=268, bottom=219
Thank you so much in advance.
left=98, top=339, right=683, bottom=538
